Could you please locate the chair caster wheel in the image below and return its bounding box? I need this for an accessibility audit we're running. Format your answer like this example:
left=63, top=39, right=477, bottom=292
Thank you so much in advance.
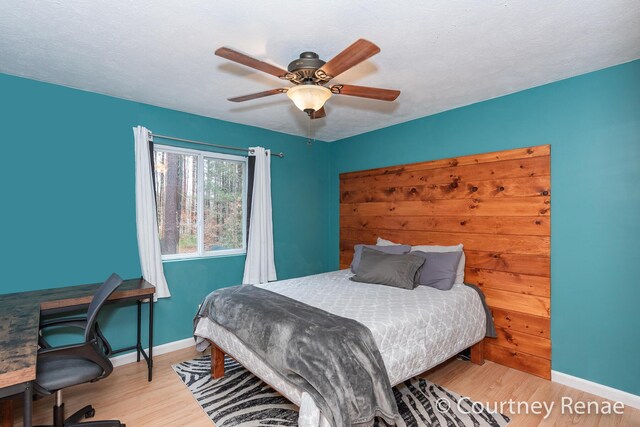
left=85, top=408, right=96, bottom=418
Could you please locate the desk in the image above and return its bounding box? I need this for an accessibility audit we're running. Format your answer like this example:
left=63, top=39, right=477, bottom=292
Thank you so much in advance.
left=0, top=278, right=155, bottom=427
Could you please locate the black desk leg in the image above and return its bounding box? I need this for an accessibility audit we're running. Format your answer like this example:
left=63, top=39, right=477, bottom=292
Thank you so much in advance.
left=23, top=383, right=32, bottom=427
left=148, top=297, right=154, bottom=382
left=136, top=300, right=142, bottom=363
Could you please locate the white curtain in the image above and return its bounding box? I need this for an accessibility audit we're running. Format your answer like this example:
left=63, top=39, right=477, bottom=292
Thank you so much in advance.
left=133, top=126, right=171, bottom=299
left=243, top=147, right=277, bottom=284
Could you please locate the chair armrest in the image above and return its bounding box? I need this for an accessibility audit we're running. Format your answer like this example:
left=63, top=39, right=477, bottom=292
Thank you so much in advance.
left=38, top=342, right=87, bottom=354
left=40, top=316, right=87, bottom=329
left=39, top=317, right=88, bottom=349
left=39, top=318, right=113, bottom=357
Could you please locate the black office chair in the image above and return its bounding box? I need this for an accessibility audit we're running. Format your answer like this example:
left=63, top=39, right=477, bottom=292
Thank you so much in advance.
left=35, top=273, right=126, bottom=427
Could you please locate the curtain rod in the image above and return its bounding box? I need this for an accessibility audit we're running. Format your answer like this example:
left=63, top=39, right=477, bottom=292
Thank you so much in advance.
left=149, top=133, right=284, bottom=158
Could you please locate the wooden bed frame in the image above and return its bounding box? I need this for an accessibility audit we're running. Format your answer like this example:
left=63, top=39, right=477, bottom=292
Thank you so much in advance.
left=208, top=337, right=485, bottom=380
left=205, top=145, right=550, bottom=382
left=209, top=341, right=225, bottom=379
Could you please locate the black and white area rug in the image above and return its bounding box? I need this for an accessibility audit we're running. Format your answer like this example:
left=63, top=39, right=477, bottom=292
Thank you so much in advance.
left=173, top=356, right=510, bottom=427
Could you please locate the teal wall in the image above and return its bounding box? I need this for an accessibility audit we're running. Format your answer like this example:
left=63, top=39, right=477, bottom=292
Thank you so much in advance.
left=0, top=73, right=332, bottom=350
left=327, top=60, right=640, bottom=395
left=2, top=60, right=638, bottom=396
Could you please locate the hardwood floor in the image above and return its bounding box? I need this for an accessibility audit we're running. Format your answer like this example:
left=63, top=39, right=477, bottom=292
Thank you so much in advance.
left=10, top=347, right=640, bottom=426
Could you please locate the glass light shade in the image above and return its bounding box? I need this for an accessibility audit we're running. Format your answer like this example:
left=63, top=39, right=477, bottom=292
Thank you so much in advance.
left=286, top=85, right=332, bottom=112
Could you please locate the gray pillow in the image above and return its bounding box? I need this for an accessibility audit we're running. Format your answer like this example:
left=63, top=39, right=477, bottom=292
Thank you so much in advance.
left=412, top=250, right=463, bottom=290
left=350, top=244, right=411, bottom=273
left=350, top=247, right=425, bottom=290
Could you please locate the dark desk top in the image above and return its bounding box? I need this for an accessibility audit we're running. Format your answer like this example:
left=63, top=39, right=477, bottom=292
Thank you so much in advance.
left=0, top=278, right=155, bottom=389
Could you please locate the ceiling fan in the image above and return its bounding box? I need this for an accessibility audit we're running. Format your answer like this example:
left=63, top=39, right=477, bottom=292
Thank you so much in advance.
left=215, top=39, right=400, bottom=120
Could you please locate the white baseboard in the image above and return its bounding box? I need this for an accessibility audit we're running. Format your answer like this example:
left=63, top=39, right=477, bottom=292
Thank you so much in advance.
left=552, top=370, right=640, bottom=409
left=110, top=337, right=195, bottom=367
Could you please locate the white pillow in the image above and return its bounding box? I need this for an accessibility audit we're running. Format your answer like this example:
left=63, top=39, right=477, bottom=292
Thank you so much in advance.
left=376, top=237, right=399, bottom=246
left=410, top=244, right=465, bottom=285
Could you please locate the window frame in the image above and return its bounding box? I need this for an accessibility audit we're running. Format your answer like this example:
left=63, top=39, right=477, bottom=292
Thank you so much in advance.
left=153, top=144, right=248, bottom=261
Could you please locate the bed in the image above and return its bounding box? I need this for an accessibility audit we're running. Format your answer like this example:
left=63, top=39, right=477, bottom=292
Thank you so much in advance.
left=194, top=269, right=487, bottom=427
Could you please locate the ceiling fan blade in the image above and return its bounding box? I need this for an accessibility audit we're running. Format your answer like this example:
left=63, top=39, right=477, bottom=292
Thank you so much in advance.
left=331, top=84, right=400, bottom=101
left=316, top=39, right=380, bottom=81
left=215, top=47, right=288, bottom=78
left=228, top=88, right=286, bottom=102
left=311, top=107, right=326, bottom=119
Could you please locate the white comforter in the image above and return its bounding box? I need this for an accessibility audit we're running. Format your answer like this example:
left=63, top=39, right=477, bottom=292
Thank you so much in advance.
left=194, top=269, right=486, bottom=426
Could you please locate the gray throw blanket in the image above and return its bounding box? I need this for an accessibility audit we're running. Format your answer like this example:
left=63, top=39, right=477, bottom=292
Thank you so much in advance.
left=464, top=283, right=497, bottom=338
left=195, top=285, right=400, bottom=427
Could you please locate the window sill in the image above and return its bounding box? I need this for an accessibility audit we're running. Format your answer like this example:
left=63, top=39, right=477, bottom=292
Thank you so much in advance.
left=161, top=251, right=246, bottom=263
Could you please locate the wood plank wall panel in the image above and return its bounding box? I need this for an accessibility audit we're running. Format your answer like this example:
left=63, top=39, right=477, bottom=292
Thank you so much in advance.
left=339, top=145, right=551, bottom=379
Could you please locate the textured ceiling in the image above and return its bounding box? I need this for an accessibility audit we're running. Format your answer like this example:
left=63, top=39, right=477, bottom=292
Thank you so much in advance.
left=1, top=1, right=638, bottom=141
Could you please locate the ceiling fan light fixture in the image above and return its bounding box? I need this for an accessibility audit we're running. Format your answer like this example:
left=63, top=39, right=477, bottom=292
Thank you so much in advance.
left=286, top=84, right=332, bottom=113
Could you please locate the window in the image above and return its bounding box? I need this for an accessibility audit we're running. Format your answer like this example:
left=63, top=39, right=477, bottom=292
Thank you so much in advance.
left=153, top=145, right=247, bottom=260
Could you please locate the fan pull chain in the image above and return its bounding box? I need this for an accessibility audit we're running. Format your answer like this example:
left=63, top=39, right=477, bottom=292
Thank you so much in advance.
left=307, top=116, right=314, bottom=146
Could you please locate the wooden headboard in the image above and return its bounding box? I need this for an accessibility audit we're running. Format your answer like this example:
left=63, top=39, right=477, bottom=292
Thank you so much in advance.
left=339, top=145, right=551, bottom=379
